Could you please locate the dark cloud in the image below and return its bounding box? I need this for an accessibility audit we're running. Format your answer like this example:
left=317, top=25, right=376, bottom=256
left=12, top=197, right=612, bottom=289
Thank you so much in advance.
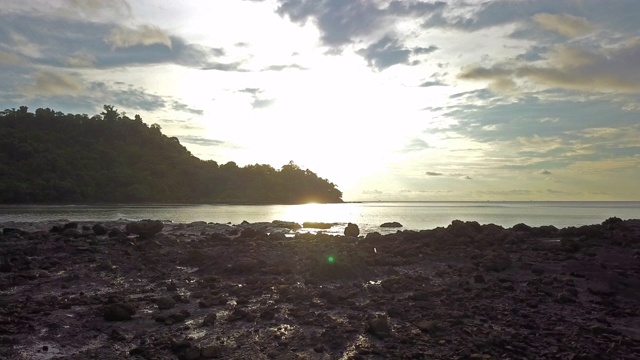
left=0, top=13, right=240, bottom=71
left=357, top=35, right=412, bottom=71
left=277, top=0, right=385, bottom=46
left=425, top=171, right=444, bottom=176
left=539, top=169, right=552, bottom=175
left=178, top=135, right=227, bottom=147
left=171, top=101, right=203, bottom=115
left=412, top=45, right=438, bottom=55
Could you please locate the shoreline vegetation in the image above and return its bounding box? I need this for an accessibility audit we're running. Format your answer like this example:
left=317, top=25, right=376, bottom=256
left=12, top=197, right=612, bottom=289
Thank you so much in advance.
left=1, top=217, right=640, bottom=358
left=0, top=105, right=343, bottom=205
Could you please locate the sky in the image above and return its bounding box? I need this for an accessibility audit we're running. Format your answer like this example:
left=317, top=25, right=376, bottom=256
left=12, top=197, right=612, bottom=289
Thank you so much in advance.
left=1, top=0, right=639, bottom=201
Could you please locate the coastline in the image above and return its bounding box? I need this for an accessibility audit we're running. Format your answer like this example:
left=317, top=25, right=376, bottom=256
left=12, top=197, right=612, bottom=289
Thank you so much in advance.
left=1, top=218, right=639, bottom=359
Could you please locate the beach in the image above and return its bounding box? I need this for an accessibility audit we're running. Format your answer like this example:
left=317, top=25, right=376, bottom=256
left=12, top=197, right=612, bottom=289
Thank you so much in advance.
left=1, top=218, right=639, bottom=359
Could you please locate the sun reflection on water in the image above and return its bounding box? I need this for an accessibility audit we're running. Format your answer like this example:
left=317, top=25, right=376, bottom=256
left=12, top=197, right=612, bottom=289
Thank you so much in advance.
left=280, top=203, right=359, bottom=225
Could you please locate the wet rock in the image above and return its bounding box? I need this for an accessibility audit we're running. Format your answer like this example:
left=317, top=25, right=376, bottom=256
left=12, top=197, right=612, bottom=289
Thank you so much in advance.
left=511, top=223, right=532, bottom=232
left=560, top=237, right=581, bottom=252
left=92, top=223, right=107, bottom=236
left=62, top=228, right=82, bottom=238
left=271, top=220, right=301, bottom=230
left=481, top=251, right=512, bottom=272
left=473, top=273, right=486, bottom=283
left=344, top=223, right=360, bottom=237
left=268, top=232, right=287, bottom=241
left=107, top=227, right=123, bottom=238
left=366, top=315, right=391, bottom=339
left=103, top=303, right=135, bottom=321
left=155, top=297, right=176, bottom=310
left=416, top=320, right=439, bottom=333
left=125, top=220, right=164, bottom=239
left=201, top=344, right=226, bottom=358
left=202, top=313, right=217, bottom=326
left=380, top=222, right=403, bottom=228
left=303, top=222, right=334, bottom=229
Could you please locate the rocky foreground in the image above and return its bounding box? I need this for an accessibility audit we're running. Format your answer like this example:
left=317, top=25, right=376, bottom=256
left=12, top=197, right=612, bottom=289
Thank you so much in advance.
left=1, top=218, right=640, bottom=359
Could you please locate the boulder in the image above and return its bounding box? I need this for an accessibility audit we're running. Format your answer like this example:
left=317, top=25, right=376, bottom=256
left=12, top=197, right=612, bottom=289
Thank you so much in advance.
left=103, top=303, right=136, bottom=321
left=366, top=315, right=391, bottom=339
left=380, top=222, right=403, bottom=228
left=125, top=220, right=164, bottom=239
left=344, top=223, right=360, bottom=237
left=482, top=251, right=512, bottom=272
left=92, top=223, right=108, bottom=236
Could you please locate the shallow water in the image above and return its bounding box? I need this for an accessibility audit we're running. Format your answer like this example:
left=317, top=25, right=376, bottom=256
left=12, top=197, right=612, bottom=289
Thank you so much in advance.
left=0, top=201, right=638, bottom=235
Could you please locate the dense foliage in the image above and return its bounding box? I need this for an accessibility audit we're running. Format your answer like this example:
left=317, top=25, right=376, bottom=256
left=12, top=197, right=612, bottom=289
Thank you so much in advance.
left=0, top=106, right=343, bottom=204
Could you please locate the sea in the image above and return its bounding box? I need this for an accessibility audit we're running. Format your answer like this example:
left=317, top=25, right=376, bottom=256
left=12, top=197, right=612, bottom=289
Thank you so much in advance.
left=0, top=201, right=638, bottom=236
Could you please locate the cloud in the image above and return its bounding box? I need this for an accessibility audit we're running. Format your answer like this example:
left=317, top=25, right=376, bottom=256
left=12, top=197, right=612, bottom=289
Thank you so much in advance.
left=357, top=35, right=412, bottom=71
left=171, top=101, right=203, bottom=115
left=261, top=64, right=307, bottom=71
left=63, top=0, right=132, bottom=21
left=419, top=80, right=445, bottom=87
left=238, top=88, right=261, bottom=95
left=425, top=171, right=444, bottom=176
left=412, top=46, right=438, bottom=55
left=459, top=38, right=640, bottom=93
left=64, top=52, right=97, bottom=67
left=276, top=0, right=385, bottom=46
left=178, top=135, right=227, bottom=147
left=0, top=51, right=25, bottom=65
left=362, top=189, right=383, bottom=194
left=532, top=13, right=593, bottom=38
left=106, top=25, right=172, bottom=49
left=538, top=169, right=552, bottom=175
left=404, top=138, right=431, bottom=152
left=237, top=88, right=274, bottom=109
left=20, top=70, right=84, bottom=96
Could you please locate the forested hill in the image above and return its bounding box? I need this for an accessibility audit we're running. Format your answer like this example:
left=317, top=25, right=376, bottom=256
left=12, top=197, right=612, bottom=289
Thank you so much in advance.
left=0, top=106, right=343, bottom=204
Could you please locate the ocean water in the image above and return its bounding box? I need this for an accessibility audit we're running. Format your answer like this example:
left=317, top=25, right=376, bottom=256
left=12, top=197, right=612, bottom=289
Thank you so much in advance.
left=0, top=202, right=638, bottom=235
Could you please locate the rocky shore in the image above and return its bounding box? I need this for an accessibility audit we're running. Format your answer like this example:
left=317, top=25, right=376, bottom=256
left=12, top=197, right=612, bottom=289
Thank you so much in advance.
left=1, top=218, right=639, bottom=359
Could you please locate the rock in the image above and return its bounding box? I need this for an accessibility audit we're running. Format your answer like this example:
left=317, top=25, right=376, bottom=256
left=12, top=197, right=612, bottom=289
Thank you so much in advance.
left=366, top=315, right=391, bottom=339
left=239, top=228, right=260, bottom=239
left=380, top=222, right=403, bottom=228
left=416, top=320, right=439, bottom=333
left=560, top=237, right=580, bottom=252
left=0, top=262, right=11, bottom=273
left=268, top=232, right=287, bottom=241
left=155, top=297, right=176, bottom=310
left=125, top=220, right=164, bottom=239
left=103, top=303, right=135, bottom=321
left=271, top=220, right=301, bottom=230
left=473, top=273, right=486, bottom=283
left=344, top=223, right=360, bottom=237
left=62, top=228, right=82, bottom=238
left=201, top=345, right=225, bottom=358
left=511, top=223, right=532, bottom=232
left=92, top=223, right=107, bottom=236
left=108, top=228, right=123, bottom=238
left=303, top=222, right=334, bottom=229
left=63, top=222, right=78, bottom=230
left=482, top=251, right=512, bottom=272
left=2, top=228, right=22, bottom=236
left=202, top=313, right=217, bottom=326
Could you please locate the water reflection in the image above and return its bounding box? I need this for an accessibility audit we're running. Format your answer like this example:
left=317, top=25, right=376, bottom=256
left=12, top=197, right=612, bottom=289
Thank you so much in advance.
left=280, top=203, right=358, bottom=224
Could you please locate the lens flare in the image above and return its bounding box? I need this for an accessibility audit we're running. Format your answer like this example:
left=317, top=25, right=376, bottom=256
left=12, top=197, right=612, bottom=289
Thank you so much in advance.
left=327, top=256, right=335, bottom=264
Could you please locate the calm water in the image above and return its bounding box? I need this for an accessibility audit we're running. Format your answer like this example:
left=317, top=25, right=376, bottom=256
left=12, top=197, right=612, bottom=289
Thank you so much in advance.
left=1, top=202, right=638, bottom=235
